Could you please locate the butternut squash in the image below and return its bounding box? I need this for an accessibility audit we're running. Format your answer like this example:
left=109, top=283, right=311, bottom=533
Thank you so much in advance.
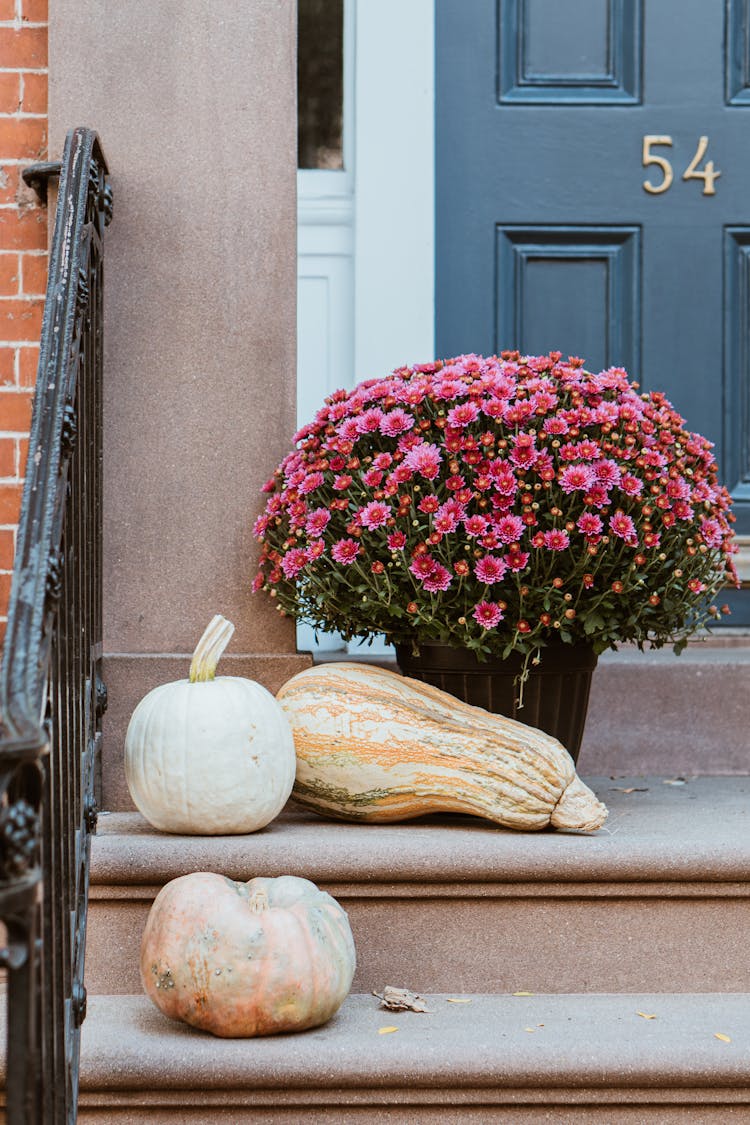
left=277, top=663, right=607, bottom=832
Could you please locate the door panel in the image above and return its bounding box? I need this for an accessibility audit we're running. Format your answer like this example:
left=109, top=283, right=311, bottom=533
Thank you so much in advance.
left=436, top=0, right=750, bottom=560
left=498, top=0, right=641, bottom=104
left=496, top=226, right=639, bottom=374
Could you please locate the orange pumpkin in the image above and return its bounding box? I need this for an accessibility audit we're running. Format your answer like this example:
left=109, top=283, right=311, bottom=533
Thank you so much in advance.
left=140, top=872, right=356, bottom=1037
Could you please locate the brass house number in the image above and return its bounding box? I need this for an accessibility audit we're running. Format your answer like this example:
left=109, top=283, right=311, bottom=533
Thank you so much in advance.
left=642, top=135, right=721, bottom=195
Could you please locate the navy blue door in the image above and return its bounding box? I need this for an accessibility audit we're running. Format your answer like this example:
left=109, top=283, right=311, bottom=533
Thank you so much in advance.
left=436, top=0, right=750, bottom=568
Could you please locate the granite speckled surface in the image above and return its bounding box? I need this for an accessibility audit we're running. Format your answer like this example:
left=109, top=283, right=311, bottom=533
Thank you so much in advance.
left=86, top=778, right=750, bottom=997
left=93, top=777, right=750, bottom=885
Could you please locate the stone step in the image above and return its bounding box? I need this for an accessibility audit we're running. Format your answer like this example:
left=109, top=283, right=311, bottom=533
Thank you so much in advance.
left=85, top=777, right=750, bottom=997
left=580, top=641, right=750, bottom=775
left=100, top=642, right=750, bottom=812
left=74, top=991, right=750, bottom=1122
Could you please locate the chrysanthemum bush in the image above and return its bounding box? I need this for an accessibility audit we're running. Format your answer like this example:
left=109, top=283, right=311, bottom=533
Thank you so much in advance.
left=253, top=352, right=739, bottom=658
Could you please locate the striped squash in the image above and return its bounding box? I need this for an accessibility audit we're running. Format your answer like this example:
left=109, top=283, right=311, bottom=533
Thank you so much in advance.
left=277, top=663, right=607, bottom=832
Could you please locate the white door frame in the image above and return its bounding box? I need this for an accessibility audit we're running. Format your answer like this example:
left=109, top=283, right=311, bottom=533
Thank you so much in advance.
left=296, top=0, right=435, bottom=653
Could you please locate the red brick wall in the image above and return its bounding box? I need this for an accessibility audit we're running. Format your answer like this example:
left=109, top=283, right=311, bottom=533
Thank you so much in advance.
left=0, top=0, right=47, bottom=645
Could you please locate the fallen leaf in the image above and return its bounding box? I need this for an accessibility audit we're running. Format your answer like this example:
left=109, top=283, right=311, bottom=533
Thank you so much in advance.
left=374, top=986, right=430, bottom=1013
left=538, top=1023, right=545, bottom=1027
left=636, top=1011, right=657, bottom=1020
left=663, top=778, right=686, bottom=786
left=378, top=1026, right=399, bottom=1035
left=524, top=1027, right=535, bottom=1032
left=610, top=787, right=649, bottom=794
left=714, top=1033, right=731, bottom=1043
left=445, top=997, right=472, bottom=1004
left=513, top=991, right=535, bottom=997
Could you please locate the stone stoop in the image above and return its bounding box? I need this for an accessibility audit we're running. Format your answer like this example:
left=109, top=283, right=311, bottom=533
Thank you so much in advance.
left=78, top=777, right=750, bottom=1119
left=580, top=642, right=750, bottom=776
left=75, top=993, right=750, bottom=1123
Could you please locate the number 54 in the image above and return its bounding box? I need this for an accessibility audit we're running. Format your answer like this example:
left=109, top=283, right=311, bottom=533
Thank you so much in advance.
left=642, top=135, right=720, bottom=196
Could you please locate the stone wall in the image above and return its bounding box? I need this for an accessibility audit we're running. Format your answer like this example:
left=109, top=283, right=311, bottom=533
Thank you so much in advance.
left=47, top=1, right=306, bottom=793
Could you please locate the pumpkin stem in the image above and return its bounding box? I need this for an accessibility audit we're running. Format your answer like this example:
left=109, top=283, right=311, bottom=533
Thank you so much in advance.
left=189, top=615, right=235, bottom=683
left=248, top=888, right=269, bottom=913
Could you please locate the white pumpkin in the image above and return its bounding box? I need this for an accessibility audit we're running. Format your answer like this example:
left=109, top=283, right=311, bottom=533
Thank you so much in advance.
left=125, top=615, right=296, bottom=834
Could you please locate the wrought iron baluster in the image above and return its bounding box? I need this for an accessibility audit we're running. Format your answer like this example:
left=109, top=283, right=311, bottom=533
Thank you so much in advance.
left=0, top=128, right=110, bottom=1124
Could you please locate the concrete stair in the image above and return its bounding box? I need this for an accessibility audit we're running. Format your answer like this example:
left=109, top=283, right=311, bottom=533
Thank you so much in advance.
left=76, top=992, right=750, bottom=1122
left=80, top=776, right=750, bottom=1120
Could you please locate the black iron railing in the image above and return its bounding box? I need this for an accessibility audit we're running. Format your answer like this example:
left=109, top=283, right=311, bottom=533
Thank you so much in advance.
left=0, top=128, right=111, bottom=1123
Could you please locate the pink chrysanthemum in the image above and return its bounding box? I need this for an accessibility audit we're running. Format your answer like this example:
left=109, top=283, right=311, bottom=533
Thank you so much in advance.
left=475, top=555, right=508, bottom=584
left=422, top=564, right=452, bottom=592
left=434, top=504, right=460, bottom=535
left=255, top=350, right=738, bottom=659
left=584, top=483, right=611, bottom=508
left=494, top=514, right=524, bottom=544
left=509, top=432, right=537, bottom=468
left=281, top=548, right=308, bottom=578
left=362, top=468, right=384, bottom=488
left=577, top=513, right=603, bottom=539
left=403, top=442, right=442, bottom=479
left=356, top=407, right=384, bottom=433
left=331, top=538, right=361, bottom=564
left=409, top=555, right=437, bottom=579
left=673, top=500, right=694, bottom=520
left=472, top=601, right=504, bottom=628
left=560, top=464, right=595, bottom=493
left=667, top=477, right=691, bottom=500
left=447, top=401, right=480, bottom=427
left=418, top=494, right=440, bottom=514
left=464, top=514, right=489, bottom=538
left=488, top=461, right=517, bottom=495
left=305, top=507, right=331, bottom=537
left=700, top=518, right=723, bottom=548
left=543, top=529, right=570, bottom=551
left=620, top=474, right=643, bottom=497
left=358, top=501, right=390, bottom=530
left=610, top=510, right=638, bottom=545
left=505, top=550, right=529, bottom=571
left=299, top=471, right=324, bottom=495
left=595, top=459, right=621, bottom=487
left=379, top=409, right=413, bottom=437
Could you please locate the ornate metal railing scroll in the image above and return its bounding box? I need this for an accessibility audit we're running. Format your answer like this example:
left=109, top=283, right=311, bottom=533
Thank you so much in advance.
left=0, top=127, right=111, bottom=1123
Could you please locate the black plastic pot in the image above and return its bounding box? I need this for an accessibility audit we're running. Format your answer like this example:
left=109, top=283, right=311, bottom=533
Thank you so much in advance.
left=394, top=641, right=598, bottom=762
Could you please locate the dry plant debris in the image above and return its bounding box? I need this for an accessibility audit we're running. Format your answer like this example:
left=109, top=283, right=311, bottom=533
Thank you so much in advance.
left=374, top=986, right=431, bottom=1013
